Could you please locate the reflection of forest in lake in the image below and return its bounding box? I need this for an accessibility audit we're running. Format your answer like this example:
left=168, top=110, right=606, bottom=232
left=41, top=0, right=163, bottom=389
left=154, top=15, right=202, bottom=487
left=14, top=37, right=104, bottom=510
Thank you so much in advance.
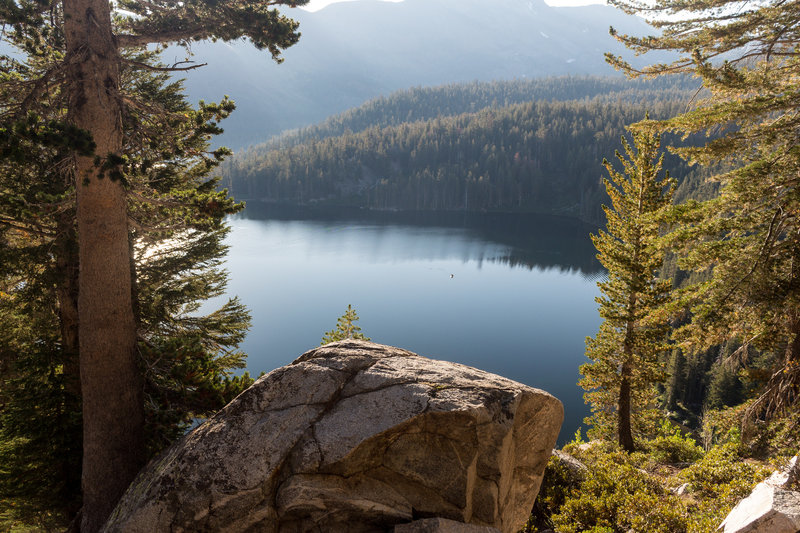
left=240, top=203, right=603, bottom=277
left=225, top=202, right=604, bottom=443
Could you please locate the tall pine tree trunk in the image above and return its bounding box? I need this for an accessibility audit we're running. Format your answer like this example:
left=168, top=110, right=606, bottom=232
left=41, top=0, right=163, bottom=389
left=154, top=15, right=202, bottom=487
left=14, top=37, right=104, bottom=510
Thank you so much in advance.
left=63, top=0, right=145, bottom=530
left=618, top=361, right=634, bottom=452
left=619, top=243, right=639, bottom=454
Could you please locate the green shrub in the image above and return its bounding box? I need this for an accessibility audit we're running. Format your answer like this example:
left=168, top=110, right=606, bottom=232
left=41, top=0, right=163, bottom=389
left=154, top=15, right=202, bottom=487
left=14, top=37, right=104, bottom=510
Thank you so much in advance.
left=525, top=452, right=586, bottom=531
left=744, top=407, right=800, bottom=459
left=0, top=503, right=67, bottom=533
left=644, top=420, right=704, bottom=464
left=533, top=428, right=775, bottom=533
left=699, top=404, right=748, bottom=451
left=551, top=449, right=687, bottom=533
left=680, top=440, right=768, bottom=500
left=680, top=440, right=771, bottom=531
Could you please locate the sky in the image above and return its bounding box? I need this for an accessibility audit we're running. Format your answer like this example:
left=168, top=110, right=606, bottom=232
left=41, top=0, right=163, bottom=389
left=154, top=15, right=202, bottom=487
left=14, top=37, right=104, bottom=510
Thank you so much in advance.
left=302, top=0, right=607, bottom=12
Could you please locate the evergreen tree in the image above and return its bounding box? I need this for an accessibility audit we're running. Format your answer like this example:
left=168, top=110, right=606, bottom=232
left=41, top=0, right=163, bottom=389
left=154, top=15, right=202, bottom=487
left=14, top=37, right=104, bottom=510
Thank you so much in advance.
left=0, top=38, right=87, bottom=525
left=606, top=0, right=800, bottom=427
left=664, top=348, right=684, bottom=411
left=705, top=363, right=743, bottom=411
left=321, top=304, right=370, bottom=345
left=580, top=125, right=674, bottom=452
left=0, top=247, right=83, bottom=529
left=0, top=45, right=254, bottom=530
left=0, top=0, right=306, bottom=529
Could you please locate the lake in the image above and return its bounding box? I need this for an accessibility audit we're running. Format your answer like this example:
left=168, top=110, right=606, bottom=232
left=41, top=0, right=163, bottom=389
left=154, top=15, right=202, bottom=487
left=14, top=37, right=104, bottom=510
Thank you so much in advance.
left=218, top=203, right=604, bottom=442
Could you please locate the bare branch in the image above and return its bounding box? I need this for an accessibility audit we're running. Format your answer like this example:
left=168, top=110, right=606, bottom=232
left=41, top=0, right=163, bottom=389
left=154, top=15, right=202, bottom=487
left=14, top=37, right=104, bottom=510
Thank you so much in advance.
left=123, top=58, right=207, bottom=72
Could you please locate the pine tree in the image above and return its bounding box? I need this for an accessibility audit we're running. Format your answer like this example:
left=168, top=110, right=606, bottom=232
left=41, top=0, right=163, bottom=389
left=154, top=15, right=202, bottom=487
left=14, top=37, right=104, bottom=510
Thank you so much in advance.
left=664, top=348, right=685, bottom=411
left=0, top=39, right=87, bottom=526
left=321, top=304, right=370, bottom=345
left=580, top=125, right=674, bottom=452
left=0, top=45, right=254, bottom=530
left=705, top=363, right=743, bottom=411
left=0, top=240, right=84, bottom=528
left=605, top=0, right=800, bottom=427
left=1, top=0, right=306, bottom=529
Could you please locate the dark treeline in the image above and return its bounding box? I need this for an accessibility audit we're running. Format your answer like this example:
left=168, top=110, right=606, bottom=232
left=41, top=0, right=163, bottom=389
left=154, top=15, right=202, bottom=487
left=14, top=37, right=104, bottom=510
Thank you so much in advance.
left=223, top=79, right=704, bottom=224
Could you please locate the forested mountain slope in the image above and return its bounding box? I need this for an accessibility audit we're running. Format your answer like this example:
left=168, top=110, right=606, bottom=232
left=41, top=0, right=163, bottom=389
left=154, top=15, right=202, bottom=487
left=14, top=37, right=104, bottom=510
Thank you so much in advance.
left=178, top=0, right=673, bottom=148
left=222, top=78, right=705, bottom=223
left=255, top=76, right=699, bottom=150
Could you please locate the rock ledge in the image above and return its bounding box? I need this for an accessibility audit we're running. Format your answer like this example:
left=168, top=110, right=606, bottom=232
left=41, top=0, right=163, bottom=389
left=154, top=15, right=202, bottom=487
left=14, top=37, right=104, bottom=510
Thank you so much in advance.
left=103, top=340, right=563, bottom=533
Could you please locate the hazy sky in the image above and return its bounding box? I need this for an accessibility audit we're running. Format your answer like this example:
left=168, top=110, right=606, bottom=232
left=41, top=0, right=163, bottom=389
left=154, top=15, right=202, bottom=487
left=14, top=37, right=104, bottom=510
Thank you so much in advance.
left=303, top=0, right=607, bottom=12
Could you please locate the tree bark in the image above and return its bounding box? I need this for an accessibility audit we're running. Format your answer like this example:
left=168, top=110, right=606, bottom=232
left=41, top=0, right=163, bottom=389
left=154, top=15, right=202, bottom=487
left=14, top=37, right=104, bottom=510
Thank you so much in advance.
left=619, top=243, right=639, bottom=454
left=618, top=361, right=635, bottom=452
left=63, top=0, right=145, bottom=530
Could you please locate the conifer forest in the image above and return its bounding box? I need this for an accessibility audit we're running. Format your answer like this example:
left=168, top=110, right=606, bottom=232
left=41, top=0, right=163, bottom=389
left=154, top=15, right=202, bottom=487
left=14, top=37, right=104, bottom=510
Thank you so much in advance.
left=2, top=0, right=800, bottom=531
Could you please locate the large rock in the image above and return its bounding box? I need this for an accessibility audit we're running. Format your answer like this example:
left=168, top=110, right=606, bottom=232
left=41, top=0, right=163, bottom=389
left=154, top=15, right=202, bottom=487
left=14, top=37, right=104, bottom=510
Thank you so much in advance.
left=719, top=455, right=800, bottom=533
left=551, top=449, right=587, bottom=482
left=103, top=340, right=563, bottom=533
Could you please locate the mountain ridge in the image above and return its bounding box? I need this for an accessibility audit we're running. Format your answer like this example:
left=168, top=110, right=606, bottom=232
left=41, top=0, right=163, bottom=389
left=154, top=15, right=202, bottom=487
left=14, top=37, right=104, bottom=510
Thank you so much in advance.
left=174, top=0, right=667, bottom=149
left=221, top=77, right=704, bottom=223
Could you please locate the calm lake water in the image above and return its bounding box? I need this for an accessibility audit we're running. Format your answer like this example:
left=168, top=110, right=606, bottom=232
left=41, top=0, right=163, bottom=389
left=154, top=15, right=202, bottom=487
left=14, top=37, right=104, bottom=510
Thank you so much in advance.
left=218, top=203, right=604, bottom=442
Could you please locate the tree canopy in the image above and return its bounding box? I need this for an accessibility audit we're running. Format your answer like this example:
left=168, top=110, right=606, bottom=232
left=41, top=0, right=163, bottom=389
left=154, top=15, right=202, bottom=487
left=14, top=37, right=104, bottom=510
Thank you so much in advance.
left=0, top=46, right=255, bottom=529
left=1, top=0, right=308, bottom=529
left=224, top=85, right=705, bottom=224
left=321, top=304, right=370, bottom=345
left=580, top=125, right=674, bottom=451
left=607, top=0, right=800, bottom=428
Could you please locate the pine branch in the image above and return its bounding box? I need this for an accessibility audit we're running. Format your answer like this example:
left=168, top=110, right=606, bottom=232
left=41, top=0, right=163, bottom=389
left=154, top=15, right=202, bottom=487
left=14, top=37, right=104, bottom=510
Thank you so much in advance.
left=123, top=59, right=207, bottom=72
left=0, top=217, right=57, bottom=237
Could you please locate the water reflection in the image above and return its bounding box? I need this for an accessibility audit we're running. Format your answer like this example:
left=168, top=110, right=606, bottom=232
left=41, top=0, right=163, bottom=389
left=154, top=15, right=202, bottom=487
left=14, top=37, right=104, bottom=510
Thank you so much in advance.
left=240, top=203, right=603, bottom=276
left=223, top=203, right=604, bottom=443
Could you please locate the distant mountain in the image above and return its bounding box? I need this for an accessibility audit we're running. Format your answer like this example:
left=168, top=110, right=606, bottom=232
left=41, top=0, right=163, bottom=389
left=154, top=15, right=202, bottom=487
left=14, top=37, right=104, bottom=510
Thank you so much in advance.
left=221, top=77, right=705, bottom=223
left=174, top=0, right=668, bottom=149
left=253, top=76, right=698, bottom=152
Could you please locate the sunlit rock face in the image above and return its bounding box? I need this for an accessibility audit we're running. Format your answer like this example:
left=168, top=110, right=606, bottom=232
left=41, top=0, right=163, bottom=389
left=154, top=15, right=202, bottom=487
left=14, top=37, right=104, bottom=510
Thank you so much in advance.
left=102, top=340, right=563, bottom=533
left=720, top=455, right=800, bottom=533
